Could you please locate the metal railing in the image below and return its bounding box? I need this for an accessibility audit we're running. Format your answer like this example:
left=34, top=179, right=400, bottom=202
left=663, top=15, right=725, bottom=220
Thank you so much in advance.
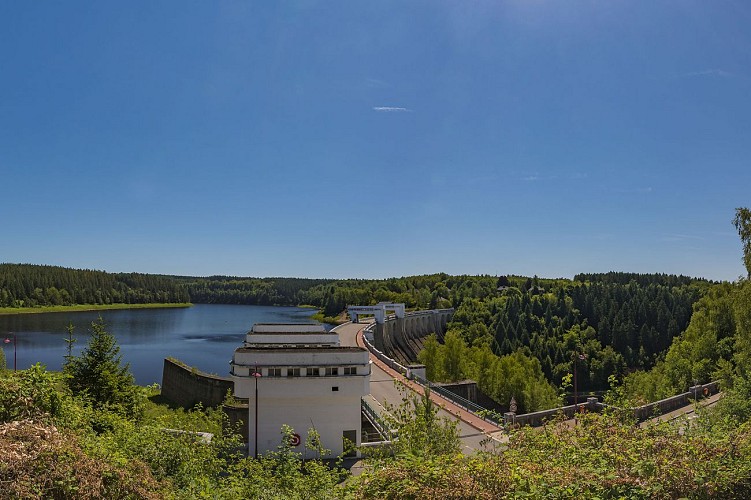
left=410, top=373, right=503, bottom=426
left=362, top=319, right=502, bottom=427
left=362, top=323, right=410, bottom=376
left=360, top=312, right=723, bottom=430
left=361, top=397, right=394, bottom=440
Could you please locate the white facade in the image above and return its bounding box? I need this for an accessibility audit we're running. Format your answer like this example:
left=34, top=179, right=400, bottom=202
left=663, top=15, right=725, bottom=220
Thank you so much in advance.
left=231, top=323, right=370, bottom=459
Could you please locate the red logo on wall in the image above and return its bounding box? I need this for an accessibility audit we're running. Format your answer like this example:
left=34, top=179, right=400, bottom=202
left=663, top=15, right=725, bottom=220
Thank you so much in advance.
left=288, top=433, right=301, bottom=447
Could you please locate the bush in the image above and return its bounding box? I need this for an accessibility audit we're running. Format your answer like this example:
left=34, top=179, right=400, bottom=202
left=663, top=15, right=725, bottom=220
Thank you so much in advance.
left=64, top=317, right=144, bottom=419
left=0, top=419, right=165, bottom=499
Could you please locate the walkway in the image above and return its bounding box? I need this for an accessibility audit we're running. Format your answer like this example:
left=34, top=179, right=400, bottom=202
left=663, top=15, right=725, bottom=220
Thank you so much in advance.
left=333, top=322, right=506, bottom=454
left=639, top=391, right=723, bottom=428
left=335, top=320, right=721, bottom=456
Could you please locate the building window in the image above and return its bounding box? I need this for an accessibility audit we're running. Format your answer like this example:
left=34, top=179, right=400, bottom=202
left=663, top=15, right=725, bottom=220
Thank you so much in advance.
left=268, top=368, right=282, bottom=377
left=332, top=386, right=339, bottom=392
left=325, top=367, right=338, bottom=376
left=343, top=366, right=357, bottom=375
left=287, top=367, right=300, bottom=377
left=306, top=367, right=320, bottom=377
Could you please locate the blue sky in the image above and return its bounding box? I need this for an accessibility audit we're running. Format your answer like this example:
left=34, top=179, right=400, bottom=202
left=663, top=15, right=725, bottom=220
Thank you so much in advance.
left=1, top=1, right=749, bottom=281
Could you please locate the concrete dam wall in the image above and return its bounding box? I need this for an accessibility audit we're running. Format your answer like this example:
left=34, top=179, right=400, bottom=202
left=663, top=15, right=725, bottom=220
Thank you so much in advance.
left=373, top=308, right=454, bottom=365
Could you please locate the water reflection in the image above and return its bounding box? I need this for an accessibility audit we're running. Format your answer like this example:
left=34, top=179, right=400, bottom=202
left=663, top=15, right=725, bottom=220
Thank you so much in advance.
left=0, top=304, right=320, bottom=384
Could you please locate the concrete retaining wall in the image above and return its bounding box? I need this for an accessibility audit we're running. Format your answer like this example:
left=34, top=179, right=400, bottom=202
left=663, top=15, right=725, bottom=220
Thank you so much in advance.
left=223, top=403, right=250, bottom=443
left=161, top=358, right=235, bottom=408
left=630, top=381, right=720, bottom=421
left=506, top=381, right=722, bottom=427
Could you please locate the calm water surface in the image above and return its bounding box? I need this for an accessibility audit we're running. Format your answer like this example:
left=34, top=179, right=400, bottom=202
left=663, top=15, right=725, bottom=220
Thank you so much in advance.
left=0, top=304, right=319, bottom=384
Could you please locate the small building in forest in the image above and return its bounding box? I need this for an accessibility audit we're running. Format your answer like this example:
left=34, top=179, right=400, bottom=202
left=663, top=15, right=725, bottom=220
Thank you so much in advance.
left=230, top=323, right=370, bottom=459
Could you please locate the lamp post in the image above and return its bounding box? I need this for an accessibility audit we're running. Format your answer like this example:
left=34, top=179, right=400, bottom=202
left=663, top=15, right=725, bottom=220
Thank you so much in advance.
left=3, top=332, right=16, bottom=371
left=573, top=352, right=587, bottom=406
left=251, top=367, right=262, bottom=458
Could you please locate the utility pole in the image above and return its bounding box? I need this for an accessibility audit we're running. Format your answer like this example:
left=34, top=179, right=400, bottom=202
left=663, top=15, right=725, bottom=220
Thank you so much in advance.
left=252, top=367, right=262, bottom=458
left=3, top=333, right=16, bottom=371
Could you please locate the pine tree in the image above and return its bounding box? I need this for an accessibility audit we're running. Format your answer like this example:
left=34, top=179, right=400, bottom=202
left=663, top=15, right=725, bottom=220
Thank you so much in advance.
left=63, top=317, right=142, bottom=417
left=734, top=207, right=751, bottom=277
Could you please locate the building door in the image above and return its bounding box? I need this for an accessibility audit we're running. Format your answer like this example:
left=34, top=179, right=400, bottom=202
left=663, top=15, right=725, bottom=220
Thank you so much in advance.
left=342, top=430, right=357, bottom=458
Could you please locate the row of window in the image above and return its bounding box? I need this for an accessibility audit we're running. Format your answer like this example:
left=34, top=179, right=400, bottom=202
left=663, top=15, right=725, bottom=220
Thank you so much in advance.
left=263, top=366, right=359, bottom=377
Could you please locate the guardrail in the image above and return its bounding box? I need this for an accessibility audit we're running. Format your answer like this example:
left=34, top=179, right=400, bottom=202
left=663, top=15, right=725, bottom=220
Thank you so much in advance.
left=361, top=397, right=394, bottom=440
left=602, top=380, right=721, bottom=422
left=411, top=373, right=503, bottom=426
left=360, top=313, right=721, bottom=430
left=363, top=323, right=409, bottom=376
left=362, top=319, right=502, bottom=427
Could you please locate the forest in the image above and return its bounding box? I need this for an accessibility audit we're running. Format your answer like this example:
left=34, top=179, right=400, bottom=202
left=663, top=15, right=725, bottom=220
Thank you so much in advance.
left=0, top=264, right=189, bottom=307
left=0, top=265, right=715, bottom=413
left=1, top=209, right=747, bottom=416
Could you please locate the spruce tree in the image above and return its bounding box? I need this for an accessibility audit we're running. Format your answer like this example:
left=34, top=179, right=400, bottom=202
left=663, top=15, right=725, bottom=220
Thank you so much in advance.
left=64, top=316, right=142, bottom=417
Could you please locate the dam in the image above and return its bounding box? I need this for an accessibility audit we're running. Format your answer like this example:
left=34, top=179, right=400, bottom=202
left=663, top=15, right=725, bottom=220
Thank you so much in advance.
left=348, top=303, right=453, bottom=365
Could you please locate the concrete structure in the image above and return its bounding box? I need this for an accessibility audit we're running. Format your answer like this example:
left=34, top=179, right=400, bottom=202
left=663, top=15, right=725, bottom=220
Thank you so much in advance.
left=355, top=306, right=454, bottom=364
left=348, top=302, right=406, bottom=324
left=231, top=323, right=370, bottom=459
left=161, top=358, right=235, bottom=409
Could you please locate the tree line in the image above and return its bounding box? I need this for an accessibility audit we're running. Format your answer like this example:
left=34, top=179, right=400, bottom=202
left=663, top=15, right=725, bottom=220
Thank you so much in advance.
left=623, top=207, right=751, bottom=405
left=1, top=264, right=711, bottom=411
left=0, top=264, right=189, bottom=307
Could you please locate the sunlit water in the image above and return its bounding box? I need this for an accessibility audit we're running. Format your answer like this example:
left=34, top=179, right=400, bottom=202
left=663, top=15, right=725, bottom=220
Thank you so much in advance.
left=0, top=304, right=320, bottom=384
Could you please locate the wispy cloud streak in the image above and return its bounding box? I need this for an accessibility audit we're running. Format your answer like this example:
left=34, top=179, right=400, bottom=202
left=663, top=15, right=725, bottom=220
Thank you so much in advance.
left=372, top=106, right=411, bottom=112
left=678, top=69, right=733, bottom=78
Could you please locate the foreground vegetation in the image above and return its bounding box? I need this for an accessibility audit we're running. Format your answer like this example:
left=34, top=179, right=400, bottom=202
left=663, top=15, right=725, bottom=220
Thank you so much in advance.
left=3, top=360, right=751, bottom=498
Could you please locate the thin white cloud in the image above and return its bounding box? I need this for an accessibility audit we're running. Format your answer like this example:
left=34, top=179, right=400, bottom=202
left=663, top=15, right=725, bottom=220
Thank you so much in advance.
left=678, top=69, right=733, bottom=78
left=521, top=173, right=557, bottom=182
left=661, top=233, right=705, bottom=242
left=372, top=106, right=411, bottom=112
left=519, top=172, right=585, bottom=182
left=612, top=186, right=653, bottom=194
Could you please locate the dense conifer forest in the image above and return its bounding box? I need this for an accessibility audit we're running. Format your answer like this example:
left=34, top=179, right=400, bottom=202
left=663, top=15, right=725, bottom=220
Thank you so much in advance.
left=0, top=264, right=713, bottom=410
left=0, top=264, right=189, bottom=307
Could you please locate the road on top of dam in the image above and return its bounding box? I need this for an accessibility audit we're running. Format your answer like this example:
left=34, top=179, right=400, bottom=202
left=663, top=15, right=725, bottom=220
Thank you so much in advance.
left=333, top=321, right=506, bottom=454
left=333, top=319, right=721, bottom=458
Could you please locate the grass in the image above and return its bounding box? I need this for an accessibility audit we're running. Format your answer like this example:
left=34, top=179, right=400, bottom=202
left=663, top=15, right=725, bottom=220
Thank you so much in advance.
left=310, top=311, right=349, bottom=325
left=0, top=303, right=193, bottom=316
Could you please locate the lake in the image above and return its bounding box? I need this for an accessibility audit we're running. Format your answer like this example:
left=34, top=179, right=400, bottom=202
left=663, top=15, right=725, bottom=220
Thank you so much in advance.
left=0, top=304, right=320, bottom=384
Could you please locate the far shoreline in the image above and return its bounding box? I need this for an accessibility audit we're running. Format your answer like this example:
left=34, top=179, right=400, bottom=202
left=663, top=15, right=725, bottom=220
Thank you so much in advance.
left=0, top=303, right=193, bottom=316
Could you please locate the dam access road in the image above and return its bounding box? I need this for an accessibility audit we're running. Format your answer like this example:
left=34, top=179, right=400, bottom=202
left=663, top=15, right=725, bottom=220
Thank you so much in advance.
left=333, top=321, right=507, bottom=454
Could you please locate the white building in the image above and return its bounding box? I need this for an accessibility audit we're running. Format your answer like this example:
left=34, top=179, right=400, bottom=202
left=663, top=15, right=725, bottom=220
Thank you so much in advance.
left=231, top=323, right=370, bottom=459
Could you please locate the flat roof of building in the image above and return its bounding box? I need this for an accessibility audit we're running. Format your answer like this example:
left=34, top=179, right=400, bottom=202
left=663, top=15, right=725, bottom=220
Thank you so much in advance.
left=234, top=346, right=366, bottom=354
left=250, top=323, right=327, bottom=334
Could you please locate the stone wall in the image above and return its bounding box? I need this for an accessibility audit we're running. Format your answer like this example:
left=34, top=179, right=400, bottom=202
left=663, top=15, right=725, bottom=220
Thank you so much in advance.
left=161, top=358, right=235, bottom=408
